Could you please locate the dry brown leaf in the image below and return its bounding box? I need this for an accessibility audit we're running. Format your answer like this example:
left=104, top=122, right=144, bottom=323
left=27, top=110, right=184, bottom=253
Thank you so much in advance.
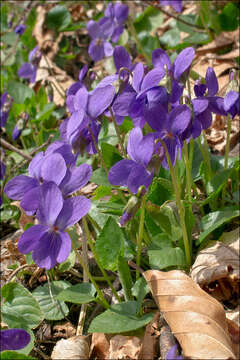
left=35, top=56, right=74, bottom=106
left=51, top=335, right=90, bottom=359
left=53, top=321, right=76, bottom=339
left=191, top=228, right=239, bottom=302
left=195, top=32, right=236, bottom=55
left=11, top=201, right=34, bottom=230
left=90, top=333, right=111, bottom=359
left=144, top=269, right=236, bottom=359
left=139, top=311, right=160, bottom=360
left=109, top=335, right=142, bottom=360
left=33, top=6, right=59, bottom=60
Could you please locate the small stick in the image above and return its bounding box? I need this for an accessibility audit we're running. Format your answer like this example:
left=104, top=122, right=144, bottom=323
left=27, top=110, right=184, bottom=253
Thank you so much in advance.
left=30, top=134, right=54, bottom=155
left=0, top=138, right=32, bottom=161
left=128, top=260, right=144, bottom=275
left=7, top=264, right=36, bottom=283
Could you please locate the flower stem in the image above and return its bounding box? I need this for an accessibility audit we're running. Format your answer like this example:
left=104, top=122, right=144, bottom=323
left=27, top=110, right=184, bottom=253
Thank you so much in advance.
left=197, top=132, right=212, bottom=179
left=109, top=107, right=127, bottom=157
left=222, top=114, right=232, bottom=205
left=183, top=141, right=192, bottom=204
left=224, top=114, right=232, bottom=170
left=136, top=194, right=146, bottom=279
left=82, top=217, right=122, bottom=302
left=160, top=140, right=191, bottom=268
left=88, top=125, right=108, bottom=174
left=72, top=242, right=109, bottom=309
left=127, top=18, right=152, bottom=67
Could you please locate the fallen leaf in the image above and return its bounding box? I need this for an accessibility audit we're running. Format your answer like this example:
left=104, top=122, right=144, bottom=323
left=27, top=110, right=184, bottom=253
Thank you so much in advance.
left=144, top=269, right=236, bottom=359
left=109, top=335, right=142, bottom=360
left=139, top=311, right=160, bottom=360
left=51, top=335, right=90, bottom=359
left=90, top=333, right=111, bottom=359
left=195, top=31, right=237, bottom=56
left=35, top=55, right=74, bottom=106
left=191, top=228, right=239, bottom=302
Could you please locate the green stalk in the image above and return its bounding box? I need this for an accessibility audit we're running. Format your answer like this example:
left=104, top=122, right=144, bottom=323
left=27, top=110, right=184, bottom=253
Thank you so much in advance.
left=136, top=194, right=146, bottom=279
left=88, top=125, right=109, bottom=174
left=197, top=132, right=212, bottom=179
left=82, top=217, right=122, bottom=302
left=224, top=114, right=232, bottom=170
left=222, top=114, right=232, bottom=205
left=109, top=107, right=127, bottom=157
left=127, top=18, right=152, bottom=67
left=183, top=141, right=192, bottom=204
left=72, top=243, right=109, bottom=309
left=160, top=140, right=191, bottom=268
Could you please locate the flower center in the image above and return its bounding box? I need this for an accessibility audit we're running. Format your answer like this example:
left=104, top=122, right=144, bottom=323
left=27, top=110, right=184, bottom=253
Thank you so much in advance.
left=96, top=38, right=103, bottom=46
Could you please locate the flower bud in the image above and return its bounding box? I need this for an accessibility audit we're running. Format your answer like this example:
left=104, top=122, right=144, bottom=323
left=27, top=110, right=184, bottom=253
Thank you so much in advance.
left=119, top=195, right=141, bottom=227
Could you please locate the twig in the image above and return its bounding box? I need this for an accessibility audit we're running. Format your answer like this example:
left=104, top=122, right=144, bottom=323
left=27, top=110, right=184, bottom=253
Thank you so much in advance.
left=29, top=134, right=54, bottom=155
left=0, top=138, right=32, bottom=160
left=33, top=346, right=50, bottom=360
left=128, top=260, right=144, bottom=275
left=144, top=1, right=205, bottom=32
left=7, top=264, right=36, bottom=283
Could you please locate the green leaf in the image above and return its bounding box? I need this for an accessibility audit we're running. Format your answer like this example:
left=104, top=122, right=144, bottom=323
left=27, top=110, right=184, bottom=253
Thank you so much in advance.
left=32, top=280, right=70, bottom=320
left=134, top=6, right=163, bottom=33
left=138, top=32, right=160, bottom=57
left=148, top=233, right=173, bottom=250
left=101, top=142, right=122, bottom=169
left=183, top=32, right=210, bottom=45
left=1, top=31, right=18, bottom=45
left=1, top=283, right=43, bottom=329
left=118, top=256, right=133, bottom=301
left=88, top=301, right=153, bottom=333
left=91, top=168, right=111, bottom=186
left=96, top=217, right=125, bottom=271
left=93, top=186, right=112, bottom=200
left=206, top=168, right=233, bottom=195
left=148, top=177, right=174, bottom=206
left=148, top=247, right=186, bottom=270
left=160, top=28, right=180, bottom=47
left=35, top=103, right=56, bottom=122
left=58, top=250, right=76, bottom=272
left=7, top=81, right=34, bottom=104
left=46, top=5, right=71, bottom=31
left=177, top=14, right=197, bottom=34
left=197, top=207, right=240, bottom=245
left=132, top=277, right=150, bottom=314
left=218, top=2, right=239, bottom=31
left=56, top=283, right=96, bottom=304
left=1, top=351, right=37, bottom=359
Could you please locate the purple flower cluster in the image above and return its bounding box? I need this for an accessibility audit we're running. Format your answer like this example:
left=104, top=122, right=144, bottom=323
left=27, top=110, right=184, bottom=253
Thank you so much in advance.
left=87, top=1, right=129, bottom=61
left=4, top=141, right=92, bottom=269
left=14, top=24, right=26, bottom=36
left=18, top=46, right=42, bottom=83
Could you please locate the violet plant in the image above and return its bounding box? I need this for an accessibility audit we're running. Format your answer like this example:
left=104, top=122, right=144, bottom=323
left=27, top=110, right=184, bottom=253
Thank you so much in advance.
left=1, top=0, right=240, bottom=357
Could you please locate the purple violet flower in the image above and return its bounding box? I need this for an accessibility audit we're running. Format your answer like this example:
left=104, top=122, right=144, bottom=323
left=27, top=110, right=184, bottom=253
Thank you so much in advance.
left=224, top=90, right=239, bottom=119
left=17, top=181, right=91, bottom=269
left=87, top=19, right=114, bottom=61
left=12, top=112, right=29, bottom=141
left=18, top=46, right=42, bottom=83
left=159, top=0, right=182, bottom=12
left=4, top=145, right=92, bottom=215
left=103, top=1, right=129, bottom=42
left=0, top=92, right=13, bottom=127
left=152, top=47, right=195, bottom=104
left=67, top=65, right=89, bottom=96
left=146, top=104, right=191, bottom=168
left=66, top=78, right=115, bottom=143
left=0, top=328, right=31, bottom=352
left=14, top=24, right=26, bottom=35
left=108, top=127, right=154, bottom=194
